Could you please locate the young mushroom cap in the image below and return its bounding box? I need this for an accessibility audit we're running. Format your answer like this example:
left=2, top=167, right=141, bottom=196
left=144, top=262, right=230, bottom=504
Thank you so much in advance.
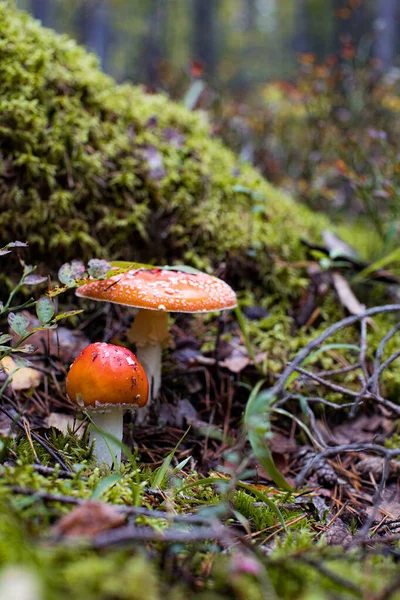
left=66, top=342, right=148, bottom=467
left=66, top=342, right=148, bottom=410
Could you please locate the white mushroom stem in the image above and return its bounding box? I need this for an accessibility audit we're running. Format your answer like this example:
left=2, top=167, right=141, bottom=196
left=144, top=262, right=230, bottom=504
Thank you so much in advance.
left=127, top=309, right=170, bottom=401
left=88, top=408, right=123, bottom=468
left=135, top=343, right=162, bottom=401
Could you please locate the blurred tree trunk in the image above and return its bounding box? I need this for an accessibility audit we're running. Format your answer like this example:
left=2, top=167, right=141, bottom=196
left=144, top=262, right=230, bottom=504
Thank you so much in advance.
left=333, top=0, right=369, bottom=57
left=141, top=0, right=166, bottom=88
left=192, top=0, right=218, bottom=76
left=375, top=0, right=398, bottom=69
left=292, top=0, right=311, bottom=54
left=31, top=0, right=52, bottom=25
left=78, top=0, right=110, bottom=70
left=243, top=0, right=257, bottom=32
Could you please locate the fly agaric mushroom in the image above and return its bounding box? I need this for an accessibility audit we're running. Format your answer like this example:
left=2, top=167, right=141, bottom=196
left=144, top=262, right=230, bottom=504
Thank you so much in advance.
left=66, top=342, right=148, bottom=467
left=75, top=268, right=237, bottom=400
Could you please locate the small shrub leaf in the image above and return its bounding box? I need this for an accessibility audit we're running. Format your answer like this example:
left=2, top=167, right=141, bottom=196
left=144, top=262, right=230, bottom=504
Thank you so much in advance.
left=7, top=313, right=29, bottom=336
left=58, top=260, right=85, bottom=286
left=88, top=259, right=111, bottom=279
left=24, top=274, right=47, bottom=285
left=36, top=297, right=55, bottom=324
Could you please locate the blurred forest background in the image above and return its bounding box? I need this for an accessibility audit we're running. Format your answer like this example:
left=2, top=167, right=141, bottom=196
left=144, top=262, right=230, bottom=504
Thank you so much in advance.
left=16, top=0, right=400, bottom=91
left=16, top=0, right=400, bottom=253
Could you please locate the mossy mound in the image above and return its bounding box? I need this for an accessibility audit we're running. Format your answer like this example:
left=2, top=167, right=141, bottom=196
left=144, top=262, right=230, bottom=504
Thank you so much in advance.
left=0, top=3, right=329, bottom=297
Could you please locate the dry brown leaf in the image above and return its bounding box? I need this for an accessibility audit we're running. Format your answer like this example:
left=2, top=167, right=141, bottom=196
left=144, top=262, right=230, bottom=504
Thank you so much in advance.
left=332, top=272, right=365, bottom=315
left=366, top=484, right=400, bottom=520
left=219, top=355, right=250, bottom=373
left=1, top=356, right=41, bottom=391
left=53, top=500, right=126, bottom=537
left=357, top=457, right=400, bottom=480
left=44, top=413, right=84, bottom=438
left=0, top=412, right=15, bottom=437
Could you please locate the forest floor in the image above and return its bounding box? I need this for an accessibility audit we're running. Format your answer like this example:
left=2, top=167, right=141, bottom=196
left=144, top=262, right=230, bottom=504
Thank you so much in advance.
left=2, top=284, right=400, bottom=600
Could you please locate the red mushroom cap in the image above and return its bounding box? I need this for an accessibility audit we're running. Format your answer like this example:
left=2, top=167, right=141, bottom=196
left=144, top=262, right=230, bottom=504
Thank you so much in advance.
left=76, top=268, right=237, bottom=313
left=66, top=342, right=148, bottom=410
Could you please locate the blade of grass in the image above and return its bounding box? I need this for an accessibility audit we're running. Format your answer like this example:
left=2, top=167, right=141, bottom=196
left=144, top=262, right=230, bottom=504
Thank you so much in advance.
left=151, top=428, right=190, bottom=489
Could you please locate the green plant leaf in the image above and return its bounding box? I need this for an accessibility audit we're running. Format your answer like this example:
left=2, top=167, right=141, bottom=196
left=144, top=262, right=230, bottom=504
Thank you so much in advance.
left=58, top=260, right=85, bottom=286
left=353, top=246, right=400, bottom=282
left=88, top=259, right=112, bottom=279
left=7, top=312, right=29, bottom=336
left=109, top=260, right=154, bottom=273
left=170, top=456, right=192, bottom=476
left=236, top=481, right=287, bottom=531
left=55, top=309, right=83, bottom=321
left=235, top=306, right=262, bottom=373
left=161, top=265, right=204, bottom=275
left=12, top=344, right=37, bottom=354
left=151, top=428, right=190, bottom=489
left=244, top=383, right=293, bottom=491
left=91, top=473, right=124, bottom=499
left=248, top=428, right=293, bottom=491
left=36, top=297, right=55, bottom=324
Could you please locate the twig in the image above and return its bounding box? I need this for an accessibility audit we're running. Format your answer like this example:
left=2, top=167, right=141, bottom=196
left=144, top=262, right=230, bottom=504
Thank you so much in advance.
left=272, top=304, right=400, bottom=398
left=352, top=454, right=390, bottom=544
left=289, top=365, right=360, bottom=397
left=92, top=523, right=232, bottom=548
left=296, top=443, right=400, bottom=488
left=371, top=322, right=400, bottom=395
left=317, top=362, right=361, bottom=377
left=7, top=486, right=220, bottom=525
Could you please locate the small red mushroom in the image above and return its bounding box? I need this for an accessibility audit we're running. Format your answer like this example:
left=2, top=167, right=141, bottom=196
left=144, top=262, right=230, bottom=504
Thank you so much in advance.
left=66, top=342, right=148, bottom=467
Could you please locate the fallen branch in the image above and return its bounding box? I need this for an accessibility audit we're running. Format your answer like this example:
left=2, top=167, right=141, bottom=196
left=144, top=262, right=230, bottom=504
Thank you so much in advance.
left=7, top=486, right=220, bottom=525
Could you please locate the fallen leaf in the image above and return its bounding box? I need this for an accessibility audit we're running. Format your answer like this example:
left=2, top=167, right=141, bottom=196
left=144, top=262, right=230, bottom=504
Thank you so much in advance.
left=0, top=412, right=15, bottom=437
left=158, top=399, right=197, bottom=428
left=317, top=415, right=392, bottom=445
left=366, top=484, right=400, bottom=520
left=322, top=230, right=359, bottom=260
left=1, top=356, right=41, bottom=391
left=357, top=456, right=400, bottom=480
left=332, top=272, right=366, bottom=315
left=44, top=413, right=83, bottom=438
left=219, top=354, right=250, bottom=373
left=53, top=500, right=126, bottom=537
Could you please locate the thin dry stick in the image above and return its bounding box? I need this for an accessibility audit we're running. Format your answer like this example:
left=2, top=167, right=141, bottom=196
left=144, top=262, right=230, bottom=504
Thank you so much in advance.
left=272, top=304, right=400, bottom=398
left=296, top=444, right=400, bottom=488
left=8, top=486, right=220, bottom=525
left=92, top=523, right=233, bottom=549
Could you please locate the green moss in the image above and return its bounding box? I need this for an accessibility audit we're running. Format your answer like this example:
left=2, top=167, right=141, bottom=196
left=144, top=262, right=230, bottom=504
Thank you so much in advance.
left=0, top=2, right=329, bottom=293
left=1, top=458, right=400, bottom=600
